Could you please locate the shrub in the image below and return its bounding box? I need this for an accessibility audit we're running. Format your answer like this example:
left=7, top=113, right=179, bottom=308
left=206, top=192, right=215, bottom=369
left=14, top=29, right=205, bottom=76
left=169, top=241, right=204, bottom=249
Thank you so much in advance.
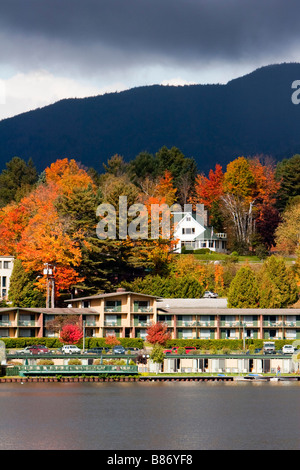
left=68, top=359, right=82, bottom=365
left=37, top=359, right=54, bottom=365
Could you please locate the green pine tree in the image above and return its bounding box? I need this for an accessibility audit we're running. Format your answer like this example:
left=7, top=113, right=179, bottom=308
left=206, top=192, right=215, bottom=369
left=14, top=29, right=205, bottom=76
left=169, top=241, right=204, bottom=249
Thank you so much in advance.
left=55, top=185, right=113, bottom=294
left=259, top=256, right=298, bottom=307
left=227, top=266, right=260, bottom=308
left=8, top=259, right=45, bottom=307
left=0, top=156, right=38, bottom=207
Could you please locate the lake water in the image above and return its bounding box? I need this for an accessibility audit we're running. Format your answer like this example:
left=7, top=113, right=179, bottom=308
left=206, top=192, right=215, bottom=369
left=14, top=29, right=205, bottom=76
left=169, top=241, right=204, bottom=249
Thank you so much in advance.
left=0, top=381, right=299, bottom=450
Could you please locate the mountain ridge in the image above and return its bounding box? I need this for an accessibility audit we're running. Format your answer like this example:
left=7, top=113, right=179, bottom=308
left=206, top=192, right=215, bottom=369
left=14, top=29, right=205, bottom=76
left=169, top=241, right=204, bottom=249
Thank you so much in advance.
left=1, top=62, right=300, bottom=173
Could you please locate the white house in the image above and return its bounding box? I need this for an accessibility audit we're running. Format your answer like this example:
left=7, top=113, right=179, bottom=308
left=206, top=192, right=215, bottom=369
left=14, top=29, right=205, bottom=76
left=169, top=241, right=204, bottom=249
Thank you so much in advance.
left=0, top=256, right=14, bottom=300
left=172, top=207, right=227, bottom=253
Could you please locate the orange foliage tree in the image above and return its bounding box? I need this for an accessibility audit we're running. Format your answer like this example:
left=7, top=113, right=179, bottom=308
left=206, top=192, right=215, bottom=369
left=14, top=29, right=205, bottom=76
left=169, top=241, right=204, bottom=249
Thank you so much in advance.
left=131, top=172, right=179, bottom=275
left=0, top=158, right=96, bottom=299
left=45, top=158, right=95, bottom=195
left=105, top=335, right=121, bottom=347
left=0, top=202, right=30, bottom=255
left=146, top=322, right=171, bottom=346
left=191, top=164, right=224, bottom=209
left=192, top=157, right=280, bottom=249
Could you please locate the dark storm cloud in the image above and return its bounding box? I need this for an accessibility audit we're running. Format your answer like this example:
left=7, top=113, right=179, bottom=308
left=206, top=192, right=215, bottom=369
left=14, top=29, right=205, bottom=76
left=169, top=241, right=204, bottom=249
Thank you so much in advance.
left=1, top=0, right=300, bottom=73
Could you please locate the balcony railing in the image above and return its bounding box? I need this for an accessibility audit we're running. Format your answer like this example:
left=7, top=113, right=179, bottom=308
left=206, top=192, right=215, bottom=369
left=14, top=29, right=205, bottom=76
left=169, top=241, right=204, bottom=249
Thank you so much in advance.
left=158, top=320, right=173, bottom=327
left=220, top=321, right=241, bottom=327
left=282, top=321, right=300, bottom=327
left=177, top=321, right=197, bottom=327
left=197, top=321, right=216, bottom=327
left=0, top=320, right=11, bottom=326
left=104, top=306, right=122, bottom=313
left=133, top=306, right=153, bottom=313
left=133, top=320, right=152, bottom=327
left=18, top=320, right=36, bottom=327
left=12, top=364, right=139, bottom=376
left=104, top=321, right=122, bottom=327
left=263, top=321, right=280, bottom=327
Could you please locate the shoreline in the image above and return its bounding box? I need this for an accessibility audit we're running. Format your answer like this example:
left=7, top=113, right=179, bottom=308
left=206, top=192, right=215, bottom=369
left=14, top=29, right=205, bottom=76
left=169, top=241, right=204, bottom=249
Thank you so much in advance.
left=1, top=374, right=299, bottom=383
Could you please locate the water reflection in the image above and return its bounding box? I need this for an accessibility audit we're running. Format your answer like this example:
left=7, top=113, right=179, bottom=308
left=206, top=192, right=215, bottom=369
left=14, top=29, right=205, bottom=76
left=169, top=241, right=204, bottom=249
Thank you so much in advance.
left=0, top=382, right=299, bottom=450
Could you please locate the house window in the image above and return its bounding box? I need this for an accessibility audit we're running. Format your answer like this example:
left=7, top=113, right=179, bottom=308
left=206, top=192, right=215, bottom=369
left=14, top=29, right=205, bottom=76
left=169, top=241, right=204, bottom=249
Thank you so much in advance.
left=182, top=228, right=195, bottom=235
left=186, top=216, right=191, bottom=221
left=81, top=300, right=90, bottom=308
left=3, top=261, right=11, bottom=269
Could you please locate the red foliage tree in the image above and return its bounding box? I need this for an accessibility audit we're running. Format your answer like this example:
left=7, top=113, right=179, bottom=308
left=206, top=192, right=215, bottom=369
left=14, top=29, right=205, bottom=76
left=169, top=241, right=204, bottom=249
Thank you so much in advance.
left=105, top=335, right=121, bottom=347
left=146, top=322, right=171, bottom=346
left=60, top=324, right=83, bottom=345
left=191, top=164, right=224, bottom=209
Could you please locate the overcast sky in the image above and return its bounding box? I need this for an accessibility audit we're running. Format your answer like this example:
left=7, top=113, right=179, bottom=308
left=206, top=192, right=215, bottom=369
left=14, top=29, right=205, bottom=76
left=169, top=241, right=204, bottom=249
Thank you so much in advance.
left=0, top=0, right=300, bottom=120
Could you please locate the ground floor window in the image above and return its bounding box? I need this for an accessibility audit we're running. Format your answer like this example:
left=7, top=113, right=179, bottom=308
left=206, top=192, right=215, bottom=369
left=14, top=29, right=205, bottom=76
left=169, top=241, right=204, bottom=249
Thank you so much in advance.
left=285, top=329, right=296, bottom=339
left=19, top=329, right=35, bottom=337
left=135, top=329, right=147, bottom=339
left=199, top=329, right=211, bottom=339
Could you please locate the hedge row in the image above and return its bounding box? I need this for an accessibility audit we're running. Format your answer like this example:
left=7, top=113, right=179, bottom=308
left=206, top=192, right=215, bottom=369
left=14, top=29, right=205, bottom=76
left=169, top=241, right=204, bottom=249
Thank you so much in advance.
left=1, top=337, right=144, bottom=350
left=1, top=337, right=295, bottom=351
left=83, top=337, right=144, bottom=349
left=165, top=339, right=296, bottom=350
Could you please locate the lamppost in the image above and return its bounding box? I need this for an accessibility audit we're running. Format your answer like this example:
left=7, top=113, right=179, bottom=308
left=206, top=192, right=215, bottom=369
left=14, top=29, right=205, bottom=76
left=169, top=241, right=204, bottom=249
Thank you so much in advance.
left=43, top=263, right=55, bottom=308
left=82, top=320, right=86, bottom=353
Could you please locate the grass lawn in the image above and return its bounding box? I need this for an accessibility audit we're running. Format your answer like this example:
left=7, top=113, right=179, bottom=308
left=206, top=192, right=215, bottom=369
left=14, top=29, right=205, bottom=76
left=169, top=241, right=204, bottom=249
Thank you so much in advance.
left=183, top=252, right=295, bottom=264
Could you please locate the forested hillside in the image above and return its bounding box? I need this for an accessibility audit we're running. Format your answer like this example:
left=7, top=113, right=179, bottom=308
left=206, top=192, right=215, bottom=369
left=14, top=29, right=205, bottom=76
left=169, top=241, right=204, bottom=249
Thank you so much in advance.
left=0, top=63, right=300, bottom=173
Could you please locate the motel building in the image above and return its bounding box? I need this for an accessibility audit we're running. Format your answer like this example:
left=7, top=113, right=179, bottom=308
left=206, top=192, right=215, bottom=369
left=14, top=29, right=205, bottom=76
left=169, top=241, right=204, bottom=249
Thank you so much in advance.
left=0, top=289, right=299, bottom=342
left=1, top=290, right=299, bottom=374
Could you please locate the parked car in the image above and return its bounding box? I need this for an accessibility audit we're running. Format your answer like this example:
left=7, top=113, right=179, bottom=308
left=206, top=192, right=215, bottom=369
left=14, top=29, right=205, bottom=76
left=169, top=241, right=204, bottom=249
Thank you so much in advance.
left=20, top=345, right=50, bottom=355
left=203, top=291, right=218, bottom=298
left=20, top=346, right=33, bottom=354
left=61, top=345, right=81, bottom=354
left=112, top=345, right=126, bottom=354
left=282, top=345, right=295, bottom=355
left=86, top=347, right=109, bottom=354
left=263, top=341, right=276, bottom=354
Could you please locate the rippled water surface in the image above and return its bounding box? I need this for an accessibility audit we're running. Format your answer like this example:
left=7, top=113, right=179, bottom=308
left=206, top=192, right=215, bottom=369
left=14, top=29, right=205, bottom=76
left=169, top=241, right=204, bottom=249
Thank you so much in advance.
left=0, top=381, right=299, bottom=450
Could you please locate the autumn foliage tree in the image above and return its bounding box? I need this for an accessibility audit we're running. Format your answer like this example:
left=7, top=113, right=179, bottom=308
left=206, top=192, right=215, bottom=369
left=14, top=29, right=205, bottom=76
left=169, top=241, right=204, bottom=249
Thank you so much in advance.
left=105, top=335, right=121, bottom=347
left=192, top=156, right=280, bottom=252
left=0, top=158, right=98, bottom=301
left=60, top=324, right=83, bottom=345
left=146, top=322, right=171, bottom=346
left=192, top=164, right=224, bottom=209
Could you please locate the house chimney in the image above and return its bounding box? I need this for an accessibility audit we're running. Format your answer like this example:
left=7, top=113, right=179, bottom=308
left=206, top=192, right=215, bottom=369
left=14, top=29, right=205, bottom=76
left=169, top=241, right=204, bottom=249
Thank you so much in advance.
left=196, top=204, right=208, bottom=227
